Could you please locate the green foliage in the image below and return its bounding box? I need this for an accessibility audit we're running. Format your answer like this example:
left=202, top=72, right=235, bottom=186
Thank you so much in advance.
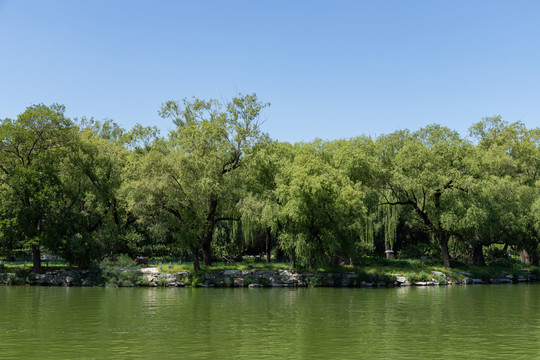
left=90, top=255, right=147, bottom=287
left=368, top=273, right=396, bottom=284
left=432, top=273, right=446, bottom=283
left=406, top=271, right=431, bottom=283
left=397, top=243, right=438, bottom=260
left=156, top=276, right=170, bottom=287
left=470, top=269, right=494, bottom=282
left=0, top=101, right=539, bottom=272
left=7, top=268, right=33, bottom=285
left=191, top=275, right=204, bottom=287
left=305, top=276, right=323, bottom=287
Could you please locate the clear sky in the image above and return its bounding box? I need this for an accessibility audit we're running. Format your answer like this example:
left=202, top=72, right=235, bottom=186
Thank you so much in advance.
left=1, top=0, right=539, bottom=143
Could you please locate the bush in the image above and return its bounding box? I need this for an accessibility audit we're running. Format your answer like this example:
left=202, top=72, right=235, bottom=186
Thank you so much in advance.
left=154, top=275, right=169, bottom=287
left=191, top=275, right=204, bottom=287
left=488, top=256, right=523, bottom=268
left=369, top=273, right=396, bottom=284
left=90, top=255, right=147, bottom=287
left=7, top=268, right=33, bottom=285
left=406, top=271, right=430, bottom=283
left=485, top=247, right=509, bottom=263
left=397, top=243, right=437, bottom=260
left=306, top=276, right=322, bottom=287
left=470, top=270, right=493, bottom=282
left=432, top=273, right=446, bottom=283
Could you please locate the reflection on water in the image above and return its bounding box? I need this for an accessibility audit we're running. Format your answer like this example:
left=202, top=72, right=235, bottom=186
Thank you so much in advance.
left=0, top=285, right=539, bottom=359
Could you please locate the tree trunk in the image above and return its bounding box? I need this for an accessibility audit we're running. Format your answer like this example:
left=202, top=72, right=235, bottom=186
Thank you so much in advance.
left=275, top=241, right=282, bottom=262
left=201, top=232, right=213, bottom=267
left=520, top=243, right=539, bottom=266
left=265, top=227, right=271, bottom=263
left=290, top=252, right=296, bottom=269
left=438, top=235, right=451, bottom=268
left=192, top=247, right=201, bottom=272
left=385, top=239, right=394, bottom=259
left=32, top=244, right=41, bottom=273
left=530, top=243, right=539, bottom=266
left=520, top=248, right=531, bottom=264
left=467, top=242, right=485, bottom=266
left=201, top=197, right=218, bottom=267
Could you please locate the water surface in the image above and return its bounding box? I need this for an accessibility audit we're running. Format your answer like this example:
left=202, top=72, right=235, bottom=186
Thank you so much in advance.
left=1, top=285, right=539, bottom=359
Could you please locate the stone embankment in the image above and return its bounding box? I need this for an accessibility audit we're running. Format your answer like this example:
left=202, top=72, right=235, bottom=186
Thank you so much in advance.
left=0, top=268, right=537, bottom=287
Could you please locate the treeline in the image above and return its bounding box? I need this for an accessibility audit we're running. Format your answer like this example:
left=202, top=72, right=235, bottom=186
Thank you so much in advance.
left=1, top=94, right=539, bottom=272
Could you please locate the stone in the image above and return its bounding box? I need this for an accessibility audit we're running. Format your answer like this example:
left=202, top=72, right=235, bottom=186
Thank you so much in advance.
left=140, top=267, right=159, bottom=274
left=248, top=283, right=263, bottom=288
left=395, top=276, right=407, bottom=283
left=472, top=278, right=487, bottom=284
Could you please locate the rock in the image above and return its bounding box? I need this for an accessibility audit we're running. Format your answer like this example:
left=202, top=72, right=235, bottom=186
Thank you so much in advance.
left=472, top=278, right=488, bottom=284
left=248, top=283, right=263, bottom=288
left=395, top=276, right=407, bottom=283
left=360, top=281, right=373, bottom=287
left=140, top=267, right=159, bottom=274
left=492, top=278, right=512, bottom=284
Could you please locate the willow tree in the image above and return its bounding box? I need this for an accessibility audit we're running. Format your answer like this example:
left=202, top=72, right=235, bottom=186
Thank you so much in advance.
left=126, top=94, right=269, bottom=270
left=0, top=104, right=76, bottom=272
left=273, top=140, right=368, bottom=267
left=469, top=117, right=540, bottom=264
left=239, top=140, right=292, bottom=263
left=377, top=125, right=473, bottom=267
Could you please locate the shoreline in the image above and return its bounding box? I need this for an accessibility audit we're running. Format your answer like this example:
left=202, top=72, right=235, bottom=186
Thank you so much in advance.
left=0, top=268, right=537, bottom=288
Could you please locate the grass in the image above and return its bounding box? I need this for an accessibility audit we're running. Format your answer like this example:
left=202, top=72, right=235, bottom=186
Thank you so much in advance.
left=3, top=256, right=539, bottom=284
left=149, top=261, right=291, bottom=274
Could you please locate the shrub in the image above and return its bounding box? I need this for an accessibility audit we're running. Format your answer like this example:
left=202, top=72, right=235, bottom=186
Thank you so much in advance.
left=157, top=276, right=169, bottom=287
left=90, top=255, right=146, bottom=287
left=406, top=271, right=430, bottom=283
left=305, top=276, right=322, bottom=287
left=257, top=276, right=269, bottom=286
left=432, top=273, right=446, bottom=283
left=191, top=275, right=204, bottom=287
left=529, top=268, right=540, bottom=279
left=485, top=247, right=509, bottom=264
left=397, top=243, right=438, bottom=260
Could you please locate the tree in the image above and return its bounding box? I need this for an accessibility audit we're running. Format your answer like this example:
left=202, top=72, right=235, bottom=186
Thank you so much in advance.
left=377, top=125, right=473, bottom=267
left=126, top=94, right=269, bottom=270
left=469, top=117, right=540, bottom=265
left=0, top=104, right=76, bottom=272
left=273, top=140, right=367, bottom=267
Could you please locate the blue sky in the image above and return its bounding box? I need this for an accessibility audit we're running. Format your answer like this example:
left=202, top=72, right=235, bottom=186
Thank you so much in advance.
left=1, top=0, right=539, bottom=143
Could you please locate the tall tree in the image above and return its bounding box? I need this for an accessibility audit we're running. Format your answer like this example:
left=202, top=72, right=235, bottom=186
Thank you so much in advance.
left=377, top=125, right=472, bottom=267
left=0, top=104, right=76, bottom=272
left=126, top=94, right=269, bottom=270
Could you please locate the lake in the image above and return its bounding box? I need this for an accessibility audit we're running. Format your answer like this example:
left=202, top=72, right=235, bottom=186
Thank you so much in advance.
left=1, top=285, right=539, bottom=359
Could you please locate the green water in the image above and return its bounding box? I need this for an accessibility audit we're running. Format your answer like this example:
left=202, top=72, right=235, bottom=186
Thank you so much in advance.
left=1, top=285, right=539, bottom=359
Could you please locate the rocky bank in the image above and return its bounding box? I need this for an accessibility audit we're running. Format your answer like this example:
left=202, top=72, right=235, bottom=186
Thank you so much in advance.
left=0, top=268, right=537, bottom=287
